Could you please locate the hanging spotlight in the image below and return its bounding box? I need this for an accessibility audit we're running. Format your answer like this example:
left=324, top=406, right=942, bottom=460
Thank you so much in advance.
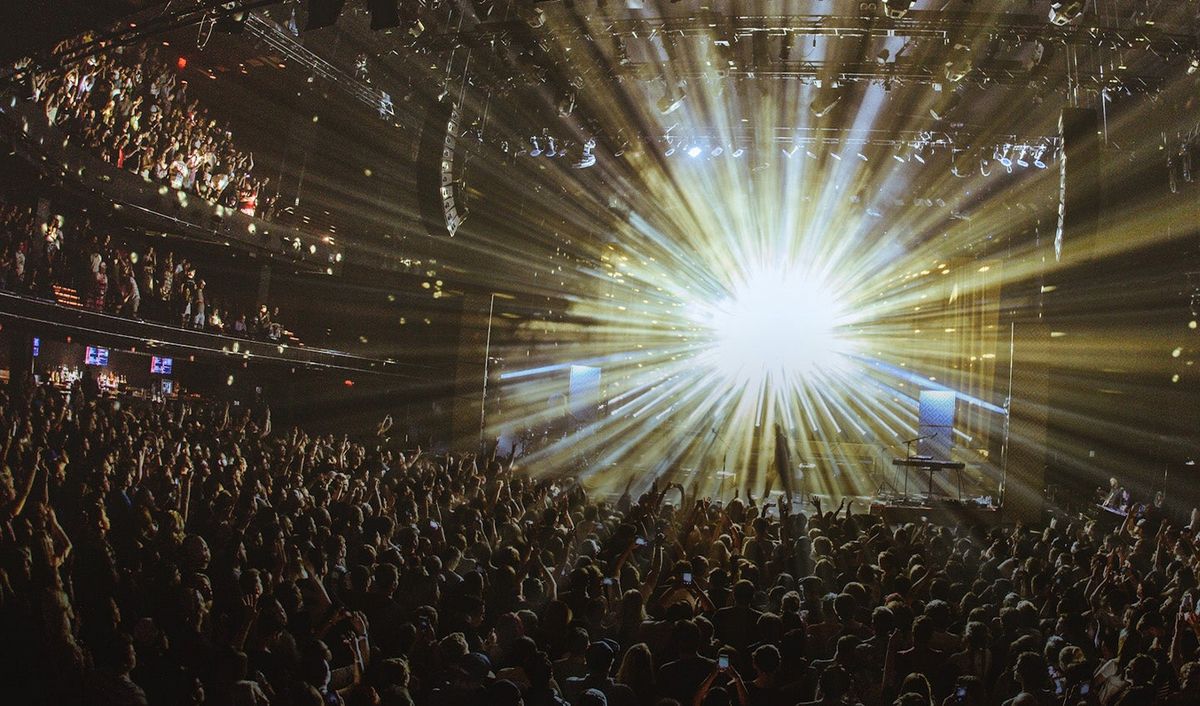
left=1016, top=146, right=1029, bottom=168
left=215, top=3, right=248, bottom=33
left=1048, top=1, right=1085, bottom=26
left=519, top=5, right=546, bottom=28
left=557, top=92, right=576, bottom=117
left=996, top=145, right=1013, bottom=171
left=882, top=0, right=914, bottom=19
left=930, top=86, right=962, bottom=121
left=574, top=139, right=597, bottom=169
left=809, top=85, right=841, bottom=118
left=1033, top=145, right=1048, bottom=169
left=658, top=82, right=686, bottom=115
left=944, top=44, right=972, bottom=83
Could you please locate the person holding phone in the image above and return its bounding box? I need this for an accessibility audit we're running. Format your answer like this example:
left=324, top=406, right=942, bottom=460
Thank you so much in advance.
left=692, top=651, right=749, bottom=706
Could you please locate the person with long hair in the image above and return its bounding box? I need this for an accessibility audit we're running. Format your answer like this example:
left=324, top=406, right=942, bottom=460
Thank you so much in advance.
left=616, top=642, right=656, bottom=706
left=616, top=590, right=648, bottom=649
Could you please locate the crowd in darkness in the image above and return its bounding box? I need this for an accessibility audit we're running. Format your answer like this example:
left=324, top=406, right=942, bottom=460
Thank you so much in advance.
left=24, top=41, right=274, bottom=220
left=0, top=197, right=288, bottom=340
left=2, top=376, right=1200, bottom=706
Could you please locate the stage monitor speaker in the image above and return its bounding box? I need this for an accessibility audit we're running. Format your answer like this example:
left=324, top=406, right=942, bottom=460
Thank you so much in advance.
left=917, top=390, right=956, bottom=461
left=1055, top=107, right=1101, bottom=261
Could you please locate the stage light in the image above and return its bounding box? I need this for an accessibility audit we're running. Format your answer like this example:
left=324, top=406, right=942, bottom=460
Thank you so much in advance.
left=698, top=267, right=849, bottom=384
left=687, top=145, right=703, bottom=158
left=1016, top=147, right=1029, bottom=168
left=658, top=86, right=686, bottom=115
left=930, top=89, right=961, bottom=121
left=574, top=138, right=597, bottom=169
left=882, top=0, right=914, bottom=19
left=810, top=89, right=841, bottom=118
left=519, top=5, right=546, bottom=28
left=1033, top=145, right=1048, bottom=169
left=215, top=4, right=247, bottom=33
left=997, top=145, right=1013, bottom=171
left=944, top=44, right=972, bottom=83
left=1049, top=1, right=1085, bottom=26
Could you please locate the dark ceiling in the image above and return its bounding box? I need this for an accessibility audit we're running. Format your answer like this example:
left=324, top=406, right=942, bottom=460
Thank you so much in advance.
left=6, top=1, right=1200, bottom=281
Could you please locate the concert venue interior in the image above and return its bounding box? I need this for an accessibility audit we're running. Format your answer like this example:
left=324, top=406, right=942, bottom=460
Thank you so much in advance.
left=2, top=2, right=1199, bottom=705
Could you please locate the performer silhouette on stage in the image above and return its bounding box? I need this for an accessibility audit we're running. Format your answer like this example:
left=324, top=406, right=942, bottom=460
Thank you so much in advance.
left=773, top=423, right=795, bottom=506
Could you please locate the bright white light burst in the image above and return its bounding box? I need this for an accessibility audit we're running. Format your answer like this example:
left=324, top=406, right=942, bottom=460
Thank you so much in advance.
left=699, top=266, right=852, bottom=386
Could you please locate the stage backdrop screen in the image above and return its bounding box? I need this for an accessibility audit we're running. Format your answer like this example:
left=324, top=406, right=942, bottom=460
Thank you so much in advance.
left=917, top=390, right=956, bottom=461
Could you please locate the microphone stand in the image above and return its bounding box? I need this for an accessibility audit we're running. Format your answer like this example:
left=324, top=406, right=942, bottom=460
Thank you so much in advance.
left=896, top=434, right=935, bottom=499
left=900, top=433, right=935, bottom=460
left=710, top=425, right=730, bottom=501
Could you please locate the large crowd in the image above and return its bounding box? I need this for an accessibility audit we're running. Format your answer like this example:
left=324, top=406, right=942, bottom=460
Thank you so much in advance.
left=0, top=196, right=289, bottom=340
left=24, top=41, right=274, bottom=219
left=2, top=376, right=1200, bottom=706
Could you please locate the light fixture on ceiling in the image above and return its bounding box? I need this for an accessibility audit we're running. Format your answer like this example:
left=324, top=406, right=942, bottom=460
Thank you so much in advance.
left=996, top=145, right=1013, bottom=172
left=809, top=87, right=841, bottom=118
left=1049, top=1, right=1085, bottom=26
left=930, top=87, right=962, bottom=121
left=658, top=82, right=687, bottom=115
left=574, top=138, right=597, bottom=169
left=1033, top=145, right=1048, bottom=169
left=881, top=0, right=914, bottom=20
